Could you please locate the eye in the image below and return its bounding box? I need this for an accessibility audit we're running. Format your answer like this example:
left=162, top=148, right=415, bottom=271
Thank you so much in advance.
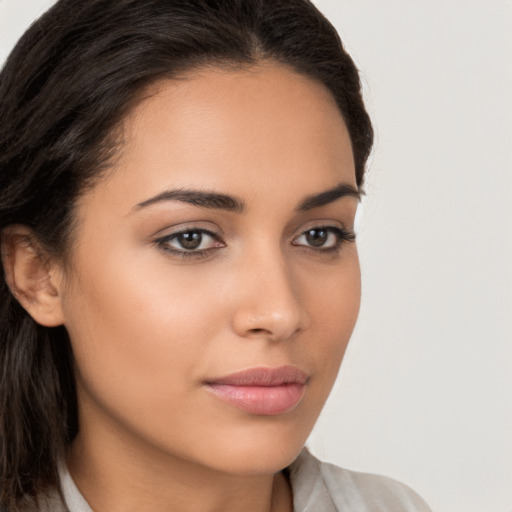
left=154, top=228, right=224, bottom=256
left=293, top=226, right=355, bottom=251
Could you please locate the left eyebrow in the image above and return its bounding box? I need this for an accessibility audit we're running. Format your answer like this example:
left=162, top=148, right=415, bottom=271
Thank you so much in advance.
left=296, top=182, right=361, bottom=211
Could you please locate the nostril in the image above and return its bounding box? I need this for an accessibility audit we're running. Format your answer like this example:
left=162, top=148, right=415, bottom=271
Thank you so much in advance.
left=248, top=328, right=268, bottom=335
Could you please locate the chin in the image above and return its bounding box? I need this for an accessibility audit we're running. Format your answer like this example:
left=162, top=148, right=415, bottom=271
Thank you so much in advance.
left=209, top=443, right=304, bottom=476
left=187, top=419, right=312, bottom=476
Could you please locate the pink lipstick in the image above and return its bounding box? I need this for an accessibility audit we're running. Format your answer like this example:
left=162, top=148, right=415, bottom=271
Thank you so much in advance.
left=204, top=366, right=307, bottom=415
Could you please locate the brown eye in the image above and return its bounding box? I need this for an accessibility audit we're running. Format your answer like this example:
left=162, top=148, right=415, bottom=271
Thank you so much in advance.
left=156, top=228, right=223, bottom=255
left=304, top=229, right=329, bottom=247
left=293, top=226, right=354, bottom=252
left=295, top=228, right=337, bottom=249
left=176, top=231, right=203, bottom=250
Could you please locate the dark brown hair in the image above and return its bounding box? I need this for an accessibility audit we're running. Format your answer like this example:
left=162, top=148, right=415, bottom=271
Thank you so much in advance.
left=0, top=0, right=373, bottom=509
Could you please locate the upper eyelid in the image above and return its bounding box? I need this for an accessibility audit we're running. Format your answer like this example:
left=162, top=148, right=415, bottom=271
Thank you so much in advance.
left=153, top=223, right=352, bottom=237
left=293, top=224, right=354, bottom=238
left=153, top=223, right=223, bottom=239
left=155, top=227, right=222, bottom=244
left=293, top=226, right=355, bottom=244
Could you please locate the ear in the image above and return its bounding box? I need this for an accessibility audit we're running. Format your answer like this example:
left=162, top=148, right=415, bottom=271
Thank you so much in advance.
left=1, top=225, right=65, bottom=327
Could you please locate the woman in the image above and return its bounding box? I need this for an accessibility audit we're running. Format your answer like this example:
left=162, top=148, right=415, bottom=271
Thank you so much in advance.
left=0, top=1, right=431, bottom=511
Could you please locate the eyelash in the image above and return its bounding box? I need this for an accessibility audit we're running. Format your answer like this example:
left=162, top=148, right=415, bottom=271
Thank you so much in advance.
left=154, top=225, right=356, bottom=259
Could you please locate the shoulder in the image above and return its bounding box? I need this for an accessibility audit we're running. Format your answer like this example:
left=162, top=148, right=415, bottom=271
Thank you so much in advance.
left=288, top=449, right=432, bottom=512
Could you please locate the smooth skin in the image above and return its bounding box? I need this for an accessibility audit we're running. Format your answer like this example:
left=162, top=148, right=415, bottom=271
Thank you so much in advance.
left=3, top=64, right=361, bottom=512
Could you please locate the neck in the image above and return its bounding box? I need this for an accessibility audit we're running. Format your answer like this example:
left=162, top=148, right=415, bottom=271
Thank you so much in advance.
left=66, top=424, right=293, bottom=512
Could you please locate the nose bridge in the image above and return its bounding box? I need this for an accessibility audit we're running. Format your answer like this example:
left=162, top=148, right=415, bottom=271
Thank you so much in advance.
left=231, top=241, right=308, bottom=340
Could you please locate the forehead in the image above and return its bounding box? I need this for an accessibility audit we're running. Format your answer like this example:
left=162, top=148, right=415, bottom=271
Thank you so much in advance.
left=80, top=64, right=355, bottom=215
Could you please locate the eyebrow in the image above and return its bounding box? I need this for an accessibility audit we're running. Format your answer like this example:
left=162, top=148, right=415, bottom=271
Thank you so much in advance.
left=134, top=189, right=245, bottom=213
left=297, top=182, right=361, bottom=211
left=133, top=182, right=360, bottom=214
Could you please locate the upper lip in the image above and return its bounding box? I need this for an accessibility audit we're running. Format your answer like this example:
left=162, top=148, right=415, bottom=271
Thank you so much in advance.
left=205, top=365, right=308, bottom=387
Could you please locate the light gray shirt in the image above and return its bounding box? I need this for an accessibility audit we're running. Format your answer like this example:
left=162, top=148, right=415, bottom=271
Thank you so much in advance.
left=31, top=449, right=431, bottom=511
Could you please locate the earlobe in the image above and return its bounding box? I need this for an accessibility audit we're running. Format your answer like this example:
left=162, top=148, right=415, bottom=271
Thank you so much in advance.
left=1, top=225, right=65, bottom=327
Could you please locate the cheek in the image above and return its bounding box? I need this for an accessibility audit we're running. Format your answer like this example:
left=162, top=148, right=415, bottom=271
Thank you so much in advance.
left=305, top=247, right=361, bottom=335
left=65, top=244, right=224, bottom=347
left=303, top=250, right=361, bottom=380
left=60, top=249, right=229, bottom=419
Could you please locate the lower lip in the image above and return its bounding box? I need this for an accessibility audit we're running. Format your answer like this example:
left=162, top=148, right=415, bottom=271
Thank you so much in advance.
left=205, top=383, right=306, bottom=415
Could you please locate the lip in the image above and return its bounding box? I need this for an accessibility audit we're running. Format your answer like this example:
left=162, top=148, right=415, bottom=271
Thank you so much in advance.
left=204, top=366, right=308, bottom=416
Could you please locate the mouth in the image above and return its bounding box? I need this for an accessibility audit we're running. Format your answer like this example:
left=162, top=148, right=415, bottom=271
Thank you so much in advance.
left=204, top=366, right=308, bottom=416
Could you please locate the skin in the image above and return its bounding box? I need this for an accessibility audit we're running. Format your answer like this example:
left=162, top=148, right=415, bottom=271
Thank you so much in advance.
left=4, top=64, right=361, bottom=512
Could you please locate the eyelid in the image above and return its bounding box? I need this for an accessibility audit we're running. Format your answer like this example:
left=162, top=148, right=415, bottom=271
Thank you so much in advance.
left=151, top=220, right=223, bottom=239
left=292, top=218, right=355, bottom=237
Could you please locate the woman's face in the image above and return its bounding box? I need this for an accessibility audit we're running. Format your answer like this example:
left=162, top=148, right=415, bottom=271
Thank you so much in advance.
left=58, top=64, right=361, bottom=475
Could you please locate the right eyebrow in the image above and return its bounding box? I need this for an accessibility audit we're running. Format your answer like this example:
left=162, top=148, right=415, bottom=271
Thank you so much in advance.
left=132, top=189, right=246, bottom=214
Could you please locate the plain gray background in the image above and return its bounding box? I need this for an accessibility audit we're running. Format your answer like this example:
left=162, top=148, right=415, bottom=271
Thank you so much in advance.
left=1, top=1, right=511, bottom=511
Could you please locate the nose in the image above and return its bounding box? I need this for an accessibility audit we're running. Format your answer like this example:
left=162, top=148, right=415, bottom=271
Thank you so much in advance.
left=230, top=251, right=309, bottom=342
